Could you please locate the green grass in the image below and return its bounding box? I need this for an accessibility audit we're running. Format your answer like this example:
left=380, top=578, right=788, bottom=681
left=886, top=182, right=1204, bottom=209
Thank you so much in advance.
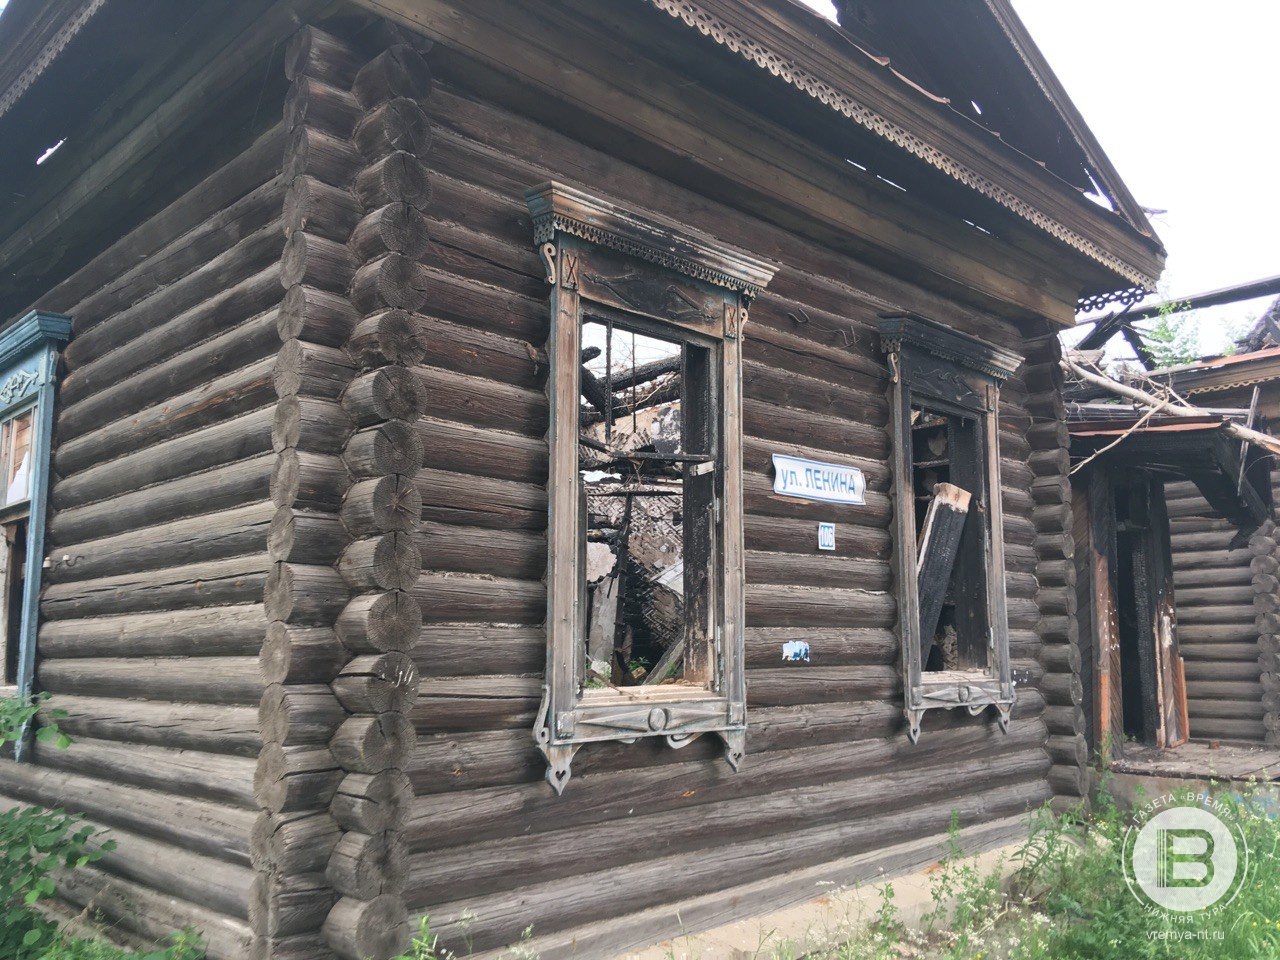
left=797, top=776, right=1280, bottom=960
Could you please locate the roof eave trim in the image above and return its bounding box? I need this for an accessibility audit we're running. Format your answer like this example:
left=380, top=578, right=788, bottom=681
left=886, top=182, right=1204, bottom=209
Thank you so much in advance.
left=0, top=0, right=111, bottom=122
left=644, top=0, right=1158, bottom=294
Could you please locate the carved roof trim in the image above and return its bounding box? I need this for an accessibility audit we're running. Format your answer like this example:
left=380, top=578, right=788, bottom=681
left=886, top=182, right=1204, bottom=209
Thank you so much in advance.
left=878, top=312, right=1023, bottom=382
left=526, top=181, right=779, bottom=298
left=643, top=0, right=1158, bottom=294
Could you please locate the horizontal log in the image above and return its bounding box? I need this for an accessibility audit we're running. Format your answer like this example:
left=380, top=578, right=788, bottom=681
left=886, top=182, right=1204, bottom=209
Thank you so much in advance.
left=42, top=555, right=269, bottom=620
left=255, top=743, right=343, bottom=814
left=412, top=625, right=544, bottom=677
left=343, top=367, right=427, bottom=426
left=350, top=202, right=431, bottom=262
left=411, top=572, right=544, bottom=624
left=250, top=870, right=335, bottom=940
left=272, top=450, right=349, bottom=511
left=346, top=308, right=427, bottom=368
left=56, top=358, right=276, bottom=478
left=352, top=44, right=433, bottom=108
left=286, top=25, right=364, bottom=87
left=416, top=468, right=546, bottom=531
left=59, top=309, right=279, bottom=446
left=415, top=364, right=547, bottom=437
left=63, top=222, right=283, bottom=375
left=342, top=474, right=423, bottom=537
left=29, top=737, right=254, bottom=814
left=333, top=651, right=416, bottom=711
left=330, top=713, right=417, bottom=774
left=47, top=502, right=274, bottom=585
left=40, top=656, right=264, bottom=705
left=276, top=338, right=356, bottom=401
left=261, top=622, right=348, bottom=684
left=52, top=406, right=275, bottom=511
left=285, top=126, right=364, bottom=187
left=343, top=420, right=424, bottom=477
left=354, top=97, right=431, bottom=160
left=274, top=396, right=355, bottom=454
left=350, top=253, right=431, bottom=314
left=323, top=894, right=409, bottom=960
left=284, top=175, right=364, bottom=242
left=252, top=810, right=342, bottom=874
left=354, top=150, right=432, bottom=210
left=266, top=562, right=352, bottom=625
left=282, top=231, right=357, bottom=292
left=261, top=684, right=348, bottom=746
left=330, top=769, right=414, bottom=834
left=42, top=695, right=259, bottom=756
left=269, top=507, right=348, bottom=565
left=279, top=285, right=360, bottom=347
left=39, top=604, right=269, bottom=659
left=335, top=592, right=423, bottom=654
left=62, top=264, right=283, bottom=409
left=285, top=76, right=362, bottom=139
left=327, top=830, right=407, bottom=900
left=415, top=521, right=545, bottom=580
left=745, top=584, right=895, bottom=629
left=10, top=744, right=255, bottom=842
left=338, top=533, right=422, bottom=591
left=58, top=866, right=253, bottom=960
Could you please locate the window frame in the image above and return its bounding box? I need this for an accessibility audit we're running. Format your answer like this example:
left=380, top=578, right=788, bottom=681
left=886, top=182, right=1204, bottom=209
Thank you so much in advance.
left=0, top=311, right=71, bottom=759
left=527, top=182, right=776, bottom=793
left=878, top=313, right=1021, bottom=743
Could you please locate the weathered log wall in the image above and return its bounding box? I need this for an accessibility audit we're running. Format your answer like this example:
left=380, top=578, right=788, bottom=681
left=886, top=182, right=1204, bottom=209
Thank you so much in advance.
left=1167, top=479, right=1268, bottom=742
left=387, top=26, right=1065, bottom=955
left=10, top=113, right=289, bottom=960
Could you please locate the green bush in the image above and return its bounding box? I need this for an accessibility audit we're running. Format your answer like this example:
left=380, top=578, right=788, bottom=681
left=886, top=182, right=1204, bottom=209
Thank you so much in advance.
left=0, top=693, right=204, bottom=960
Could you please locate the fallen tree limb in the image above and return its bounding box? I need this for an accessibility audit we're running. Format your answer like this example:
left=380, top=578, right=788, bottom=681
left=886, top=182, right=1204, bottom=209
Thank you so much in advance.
left=1061, top=356, right=1280, bottom=458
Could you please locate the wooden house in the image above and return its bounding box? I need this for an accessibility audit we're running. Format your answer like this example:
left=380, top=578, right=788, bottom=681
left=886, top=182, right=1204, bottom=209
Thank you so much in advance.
left=0, top=1, right=1164, bottom=957
left=1066, top=298, right=1280, bottom=770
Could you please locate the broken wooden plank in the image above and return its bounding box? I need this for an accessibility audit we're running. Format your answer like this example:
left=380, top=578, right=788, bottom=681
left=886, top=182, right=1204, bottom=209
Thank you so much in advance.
left=916, top=482, right=971, bottom=667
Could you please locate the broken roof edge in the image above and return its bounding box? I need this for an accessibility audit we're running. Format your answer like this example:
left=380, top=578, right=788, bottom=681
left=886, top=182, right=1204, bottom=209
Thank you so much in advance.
left=645, top=0, right=1161, bottom=296
left=0, top=0, right=111, bottom=122
left=978, top=0, right=1157, bottom=245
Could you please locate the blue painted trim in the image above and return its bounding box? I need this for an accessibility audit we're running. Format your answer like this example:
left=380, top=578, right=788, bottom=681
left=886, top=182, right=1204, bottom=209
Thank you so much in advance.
left=0, top=312, right=71, bottom=762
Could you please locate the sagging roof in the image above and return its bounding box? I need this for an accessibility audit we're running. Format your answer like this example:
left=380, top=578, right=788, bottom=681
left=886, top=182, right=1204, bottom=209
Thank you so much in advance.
left=1067, top=409, right=1271, bottom=527
left=1, top=0, right=1165, bottom=307
left=646, top=0, right=1164, bottom=299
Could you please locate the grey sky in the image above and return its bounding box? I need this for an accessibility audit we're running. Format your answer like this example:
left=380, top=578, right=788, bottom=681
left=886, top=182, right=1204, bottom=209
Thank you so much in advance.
left=797, top=0, right=1279, bottom=351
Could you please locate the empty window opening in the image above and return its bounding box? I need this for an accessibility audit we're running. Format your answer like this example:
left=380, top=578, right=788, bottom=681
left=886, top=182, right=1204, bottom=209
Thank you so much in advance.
left=578, top=317, right=719, bottom=692
left=911, top=404, right=990, bottom=675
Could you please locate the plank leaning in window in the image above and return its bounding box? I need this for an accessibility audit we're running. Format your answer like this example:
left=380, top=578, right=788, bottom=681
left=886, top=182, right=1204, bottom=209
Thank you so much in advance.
left=526, top=183, right=776, bottom=793
left=878, top=314, right=1022, bottom=743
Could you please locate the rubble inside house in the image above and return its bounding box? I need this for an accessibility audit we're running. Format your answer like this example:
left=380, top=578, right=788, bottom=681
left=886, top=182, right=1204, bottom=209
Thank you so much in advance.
left=578, top=321, right=696, bottom=689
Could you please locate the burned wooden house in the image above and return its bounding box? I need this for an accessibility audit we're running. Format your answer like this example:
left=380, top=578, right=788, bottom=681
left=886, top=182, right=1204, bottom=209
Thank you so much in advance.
left=1064, top=296, right=1280, bottom=772
left=0, top=0, right=1164, bottom=957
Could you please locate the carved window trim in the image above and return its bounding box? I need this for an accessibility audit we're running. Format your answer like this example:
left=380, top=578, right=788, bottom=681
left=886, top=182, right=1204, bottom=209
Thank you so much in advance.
left=0, top=311, right=71, bottom=759
left=527, top=182, right=776, bottom=793
left=878, top=313, right=1022, bottom=743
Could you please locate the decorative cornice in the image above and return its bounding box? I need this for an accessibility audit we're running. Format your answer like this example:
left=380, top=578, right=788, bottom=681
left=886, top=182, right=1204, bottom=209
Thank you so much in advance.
left=643, top=0, right=1157, bottom=294
left=0, top=311, right=72, bottom=371
left=878, top=313, right=1023, bottom=383
left=0, top=0, right=111, bottom=121
left=526, top=181, right=778, bottom=299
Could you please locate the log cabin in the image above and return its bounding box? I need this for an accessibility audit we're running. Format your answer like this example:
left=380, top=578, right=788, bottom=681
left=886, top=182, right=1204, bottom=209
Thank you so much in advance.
left=0, top=1, right=1165, bottom=957
left=1065, top=299, right=1280, bottom=775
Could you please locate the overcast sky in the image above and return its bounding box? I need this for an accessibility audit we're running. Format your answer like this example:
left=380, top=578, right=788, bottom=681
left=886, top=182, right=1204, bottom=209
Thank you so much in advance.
left=797, top=0, right=1279, bottom=352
